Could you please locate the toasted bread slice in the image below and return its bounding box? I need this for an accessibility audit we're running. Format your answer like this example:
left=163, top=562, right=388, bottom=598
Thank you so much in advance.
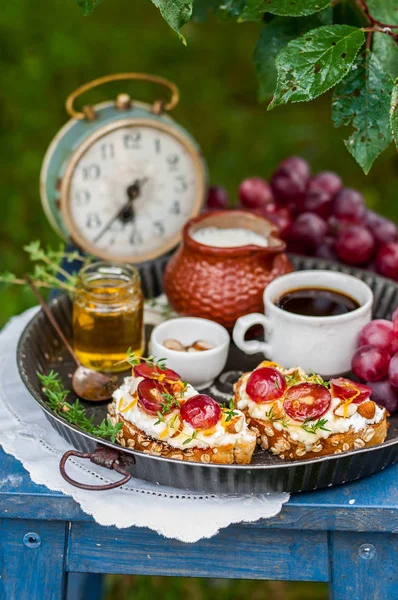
left=108, top=376, right=256, bottom=465
left=234, top=365, right=389, bottom=461
left=242, top=409, right=388, bottom=461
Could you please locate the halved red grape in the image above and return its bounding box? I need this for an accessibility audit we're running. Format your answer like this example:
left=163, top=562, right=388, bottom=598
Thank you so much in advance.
left=358, top=320, right=396, bottom=354
left=283, top=383, right=331, bottom=422
left=333, top=188, right=366, bottom=223
left=246, top=367, right=286, bottom=403
left=239, top=177, right=273, bottom=209
left=335, top=225, right=375, bottom=265
left=365, top=378, right=398, bottom=413
left=376, top=243, right=398, bottom=281
left=351, top=345, right=390, bottom=382
left=206, top=186, right=229, bottom=210
left=302, top=171, right=342, bottom=218
left=134, top=363, right=181, bottom=383
left=180, top=394, right=221, bottom=429
left=330, top=377, right=372, bottom=404
left=270, top=156, right=310, bottom=206
left=137, top=379, right=168, bottom=415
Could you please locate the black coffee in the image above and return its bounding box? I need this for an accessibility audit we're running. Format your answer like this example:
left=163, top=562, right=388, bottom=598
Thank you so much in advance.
left=275, top=287, right=360, bottom=317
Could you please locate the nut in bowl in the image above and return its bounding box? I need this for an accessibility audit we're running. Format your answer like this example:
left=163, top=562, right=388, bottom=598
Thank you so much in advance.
left=150, top=317, right=230, bottom=389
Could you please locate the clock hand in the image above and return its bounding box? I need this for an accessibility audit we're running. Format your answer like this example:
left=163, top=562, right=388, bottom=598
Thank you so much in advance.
left=92, top=177, right=148, bottom=243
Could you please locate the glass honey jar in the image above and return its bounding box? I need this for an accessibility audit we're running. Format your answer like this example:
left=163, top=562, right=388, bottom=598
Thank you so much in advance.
left=73, top=262, right=144, bottom=373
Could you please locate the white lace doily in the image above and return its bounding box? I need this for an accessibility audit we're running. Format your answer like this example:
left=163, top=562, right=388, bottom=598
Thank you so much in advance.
left=0, top=307, right=289, bottom=543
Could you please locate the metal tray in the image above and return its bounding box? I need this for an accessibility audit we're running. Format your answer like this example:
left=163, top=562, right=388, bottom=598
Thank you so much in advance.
left=17, top=255, right=398, bottom=494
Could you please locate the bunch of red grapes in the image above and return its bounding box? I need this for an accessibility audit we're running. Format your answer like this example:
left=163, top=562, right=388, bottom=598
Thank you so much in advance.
left=351, top=314, right=398, bottom=413
left=206, top=156, right=398, bottom=280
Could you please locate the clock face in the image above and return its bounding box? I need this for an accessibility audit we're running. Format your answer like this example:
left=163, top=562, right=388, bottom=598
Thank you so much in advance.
left=60, top=119, right=205, bottom=263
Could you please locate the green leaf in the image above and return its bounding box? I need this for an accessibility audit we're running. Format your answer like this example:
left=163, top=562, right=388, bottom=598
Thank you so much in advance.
left=391, top=80, right=398, bottom=151
left=332, top=51, right=393, bottom=174
left=76, top=0, right=100, bottom=16
left=268, top=25, right=365, bottom=110
left=263, top=0, right=330, bottom=17
left=367, top=0, right=398, bottom=24
left=253, top=11, right=332, bottom=101
left=373, top=32, right=398, bottom=81
left=151, top=0, right=193, bottom=44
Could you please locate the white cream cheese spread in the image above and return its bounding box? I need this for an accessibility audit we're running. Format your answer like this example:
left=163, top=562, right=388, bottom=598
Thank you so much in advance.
left=112, top=376, right=255, bottom=450
left=236, top=368, right=385, bottom=450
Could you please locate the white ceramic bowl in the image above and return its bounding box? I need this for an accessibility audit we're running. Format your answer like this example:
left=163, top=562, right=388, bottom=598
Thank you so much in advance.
left=150, top=317, right=230, bottom=389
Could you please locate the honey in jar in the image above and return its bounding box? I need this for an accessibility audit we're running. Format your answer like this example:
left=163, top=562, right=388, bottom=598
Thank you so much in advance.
left=73, top=262, right=144, bottom=372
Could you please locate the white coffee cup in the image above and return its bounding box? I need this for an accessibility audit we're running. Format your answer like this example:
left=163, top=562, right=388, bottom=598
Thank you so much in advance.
left=232, top=270, right=373, bottom=377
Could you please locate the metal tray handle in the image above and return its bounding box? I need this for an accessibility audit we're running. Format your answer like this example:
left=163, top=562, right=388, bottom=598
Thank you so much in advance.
left=59, top=446, right=135, bottom=491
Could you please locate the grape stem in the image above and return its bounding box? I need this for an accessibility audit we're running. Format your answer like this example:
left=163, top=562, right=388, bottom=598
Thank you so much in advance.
left=355, top=0, right=398, bottom=46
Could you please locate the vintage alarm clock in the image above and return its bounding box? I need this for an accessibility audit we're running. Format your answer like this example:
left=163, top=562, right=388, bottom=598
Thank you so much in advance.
left=40, top=73, right=207, bottom=290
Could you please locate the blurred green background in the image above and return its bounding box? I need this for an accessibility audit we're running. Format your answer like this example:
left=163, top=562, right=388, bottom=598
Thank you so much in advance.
left=1, top=0, right=398, bottom=329
left=1, top=1, right=395, bottom=597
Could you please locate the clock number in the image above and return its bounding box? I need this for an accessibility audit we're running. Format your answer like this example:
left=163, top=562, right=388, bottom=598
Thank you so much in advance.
left=75, top=190, right=91, bottom=206
left=124, top=132, right=142, bottom=149
left=170, top=200, right=181, bottom=215
left=154, top=139, right=161, bottom=154
left=129, top=228, right=144, bottom=246
left=101, top=143, right=115, bottom=160
left=174, top=175, right=188, bottom=193
left=86, top=213, right=102, bottom=229
left=82, top=165, right=100, bottom=181
left=167, top=154, right=180, bottom=172
left=153, top=220, right=165, bottom=236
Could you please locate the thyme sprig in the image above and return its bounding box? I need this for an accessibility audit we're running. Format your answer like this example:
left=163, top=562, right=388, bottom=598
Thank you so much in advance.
left=306, top=372, right=331, bottom=388
left=301, top=417, right=331, bottom=435
left=122, top=350, right=168, bottom=371
left=265, top=406, right=290, bottom=428
left=153, top=410, right=198, bottom=445
left=223, top=399, right=238, bottom=422
left=284, top=370, right=301, bottom=386
left=160, top=392, right=180, bottom=415
left=38, top=371, right=122, bottom=442
left=0, top=241, right=91, bottom=293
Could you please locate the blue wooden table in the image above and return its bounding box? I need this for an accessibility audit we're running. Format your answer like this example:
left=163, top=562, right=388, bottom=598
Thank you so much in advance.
left=0, top=445, right=396, bottom=600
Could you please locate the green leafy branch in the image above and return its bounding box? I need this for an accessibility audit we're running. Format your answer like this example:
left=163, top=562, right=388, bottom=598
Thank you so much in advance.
left=76, top=0, right=398, bottom=173
left=38, top=371, right=123, bottom=442
left=0, top=241, right=90, bottom=294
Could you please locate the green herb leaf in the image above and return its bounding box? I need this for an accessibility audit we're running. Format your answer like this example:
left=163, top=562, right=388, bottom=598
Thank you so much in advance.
left=223, top=399, right=238, bottom=422
left=268, top=25, right=365, bottom=110
left=183, top=429, right=197, bottom=445
left=150, top=0, right=193, bottom=44
left=263, top=0, right=331, bottom=17
left=76, top=0, right=101, bottom=16
left=391, top=79, right=398, bottom=151
left=285, top=370, right=301, bottom=386
left=332, top=51, right=393, bottom=173
left=301, top=417, right=330, bottom=434
left=160, top=393, right=180, bottom=415
left=38, top=370, right=122, bottom=442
